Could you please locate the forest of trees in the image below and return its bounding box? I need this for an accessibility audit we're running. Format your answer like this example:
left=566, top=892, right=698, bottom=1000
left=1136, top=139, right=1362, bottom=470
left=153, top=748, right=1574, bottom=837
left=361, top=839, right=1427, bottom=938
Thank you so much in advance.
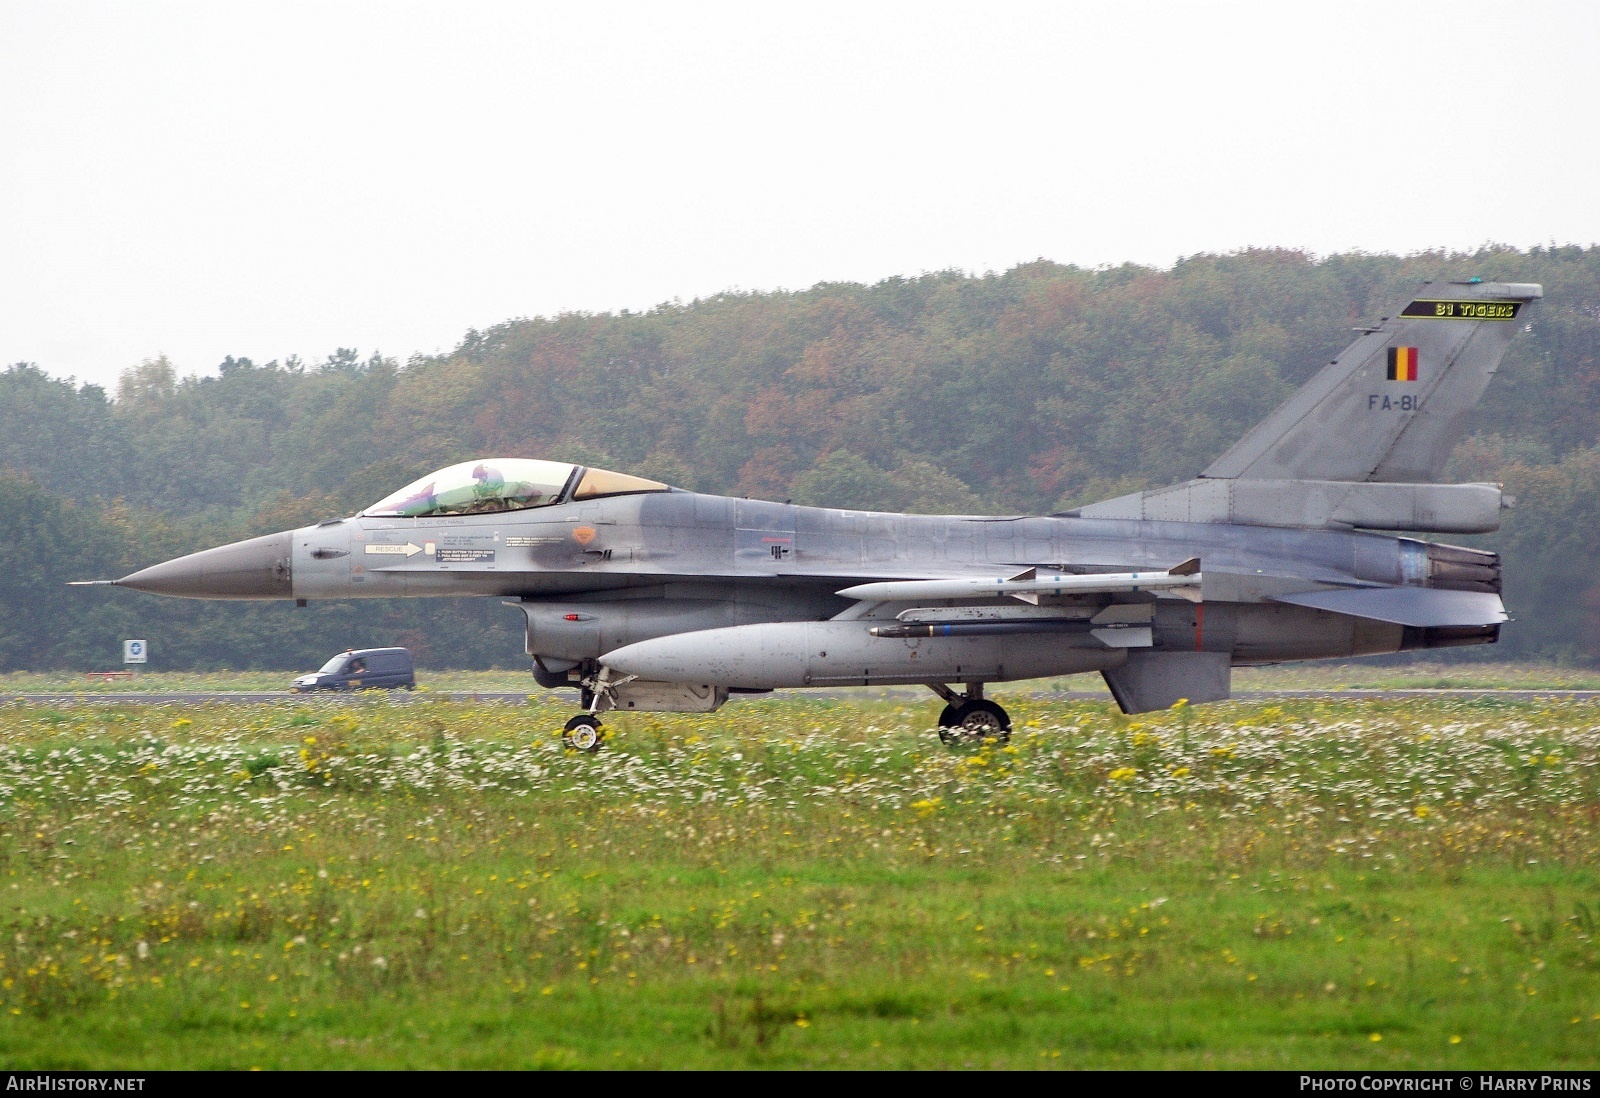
left=4, top=245, right=1599, bottom=672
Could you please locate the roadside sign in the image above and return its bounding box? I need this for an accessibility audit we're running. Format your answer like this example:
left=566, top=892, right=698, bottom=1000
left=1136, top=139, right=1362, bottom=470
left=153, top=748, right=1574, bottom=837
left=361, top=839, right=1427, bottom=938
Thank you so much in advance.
left=123, top=639, right=148, bottom=665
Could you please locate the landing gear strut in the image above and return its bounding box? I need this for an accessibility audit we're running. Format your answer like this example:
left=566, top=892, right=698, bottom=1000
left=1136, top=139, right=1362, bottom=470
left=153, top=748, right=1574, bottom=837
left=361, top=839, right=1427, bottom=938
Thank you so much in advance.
left=929, top=683, right=1011, bottom=745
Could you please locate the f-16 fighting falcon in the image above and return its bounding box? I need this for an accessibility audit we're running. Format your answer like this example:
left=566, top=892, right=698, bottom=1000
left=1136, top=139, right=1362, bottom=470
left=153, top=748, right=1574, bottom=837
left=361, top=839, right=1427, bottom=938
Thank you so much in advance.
left=78, top=280, right=1541, bottom=751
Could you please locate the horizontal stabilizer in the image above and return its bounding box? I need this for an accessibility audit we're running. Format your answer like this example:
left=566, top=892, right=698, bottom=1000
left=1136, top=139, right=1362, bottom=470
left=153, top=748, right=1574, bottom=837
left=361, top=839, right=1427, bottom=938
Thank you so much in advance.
left=1271, top=587, right=1506, bottom=627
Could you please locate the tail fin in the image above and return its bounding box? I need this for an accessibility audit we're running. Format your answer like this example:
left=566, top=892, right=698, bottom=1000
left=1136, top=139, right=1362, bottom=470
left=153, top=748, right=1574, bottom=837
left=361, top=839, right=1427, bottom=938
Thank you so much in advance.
left=1202, top=280, right=1542, bottom=483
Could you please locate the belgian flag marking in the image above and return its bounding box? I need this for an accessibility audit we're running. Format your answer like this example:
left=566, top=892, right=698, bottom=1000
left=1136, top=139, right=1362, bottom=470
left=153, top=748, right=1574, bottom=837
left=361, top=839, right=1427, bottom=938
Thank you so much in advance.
left=1387, top=346, right=1419, bottom=382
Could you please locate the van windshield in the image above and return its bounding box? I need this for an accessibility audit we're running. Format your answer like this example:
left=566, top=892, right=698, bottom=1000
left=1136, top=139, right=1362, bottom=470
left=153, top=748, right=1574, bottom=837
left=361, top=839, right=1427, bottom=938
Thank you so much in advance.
left=319, top=655, right=350, bottom=674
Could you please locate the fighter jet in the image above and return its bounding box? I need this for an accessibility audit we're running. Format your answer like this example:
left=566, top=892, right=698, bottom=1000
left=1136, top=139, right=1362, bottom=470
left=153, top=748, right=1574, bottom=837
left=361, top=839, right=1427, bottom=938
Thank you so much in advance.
left=80, top=280, right=1540, bottom=751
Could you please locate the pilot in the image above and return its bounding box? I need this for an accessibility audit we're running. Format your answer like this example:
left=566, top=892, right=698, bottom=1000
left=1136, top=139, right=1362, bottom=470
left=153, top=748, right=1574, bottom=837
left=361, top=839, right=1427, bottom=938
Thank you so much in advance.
left=468, top=463, right=508, bottom=513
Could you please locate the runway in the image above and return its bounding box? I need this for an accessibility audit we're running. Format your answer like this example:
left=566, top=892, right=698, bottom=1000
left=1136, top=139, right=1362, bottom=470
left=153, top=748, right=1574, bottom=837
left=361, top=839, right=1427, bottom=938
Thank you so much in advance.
left=5, top=688, right=1600, bottom=706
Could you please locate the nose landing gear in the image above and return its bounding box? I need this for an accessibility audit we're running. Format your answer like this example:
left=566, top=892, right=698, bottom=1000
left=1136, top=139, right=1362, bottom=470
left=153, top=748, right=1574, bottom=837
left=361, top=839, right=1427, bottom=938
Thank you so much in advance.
left=560, top=666, right=633, bottom=752
left=929, top=683, right=1011, bottom=745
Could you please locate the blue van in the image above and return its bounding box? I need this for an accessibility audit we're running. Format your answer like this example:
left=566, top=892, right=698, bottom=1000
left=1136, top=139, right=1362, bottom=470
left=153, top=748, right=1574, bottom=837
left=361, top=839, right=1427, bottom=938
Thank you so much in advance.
left=290, top=648, right=416, bottom=692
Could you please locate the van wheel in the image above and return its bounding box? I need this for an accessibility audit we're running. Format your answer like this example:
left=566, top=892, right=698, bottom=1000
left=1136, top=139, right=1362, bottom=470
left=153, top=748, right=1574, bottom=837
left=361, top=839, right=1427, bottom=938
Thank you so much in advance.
left=404, top=682, right=416, bottom=691
left=562, top=714, right=604, bottom=753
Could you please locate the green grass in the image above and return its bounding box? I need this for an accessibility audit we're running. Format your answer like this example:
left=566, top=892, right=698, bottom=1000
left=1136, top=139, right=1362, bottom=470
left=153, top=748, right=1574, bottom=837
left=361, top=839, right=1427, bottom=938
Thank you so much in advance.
left=1, top=693, right=1597, bottom=1068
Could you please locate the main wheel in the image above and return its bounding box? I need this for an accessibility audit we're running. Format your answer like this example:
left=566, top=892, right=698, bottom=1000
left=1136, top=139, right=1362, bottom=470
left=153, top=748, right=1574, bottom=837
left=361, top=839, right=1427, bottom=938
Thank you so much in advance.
left=936, top=703, right=962, bottom=744
left=937, top=699, right=1012, bottom=745
left=562, top=714, right=604, bottom=752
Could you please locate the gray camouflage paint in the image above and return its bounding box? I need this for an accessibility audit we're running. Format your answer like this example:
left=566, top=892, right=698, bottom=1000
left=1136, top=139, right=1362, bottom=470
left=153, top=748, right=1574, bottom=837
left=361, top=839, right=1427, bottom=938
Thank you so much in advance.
left=105, top=281, right=1541, bottom=715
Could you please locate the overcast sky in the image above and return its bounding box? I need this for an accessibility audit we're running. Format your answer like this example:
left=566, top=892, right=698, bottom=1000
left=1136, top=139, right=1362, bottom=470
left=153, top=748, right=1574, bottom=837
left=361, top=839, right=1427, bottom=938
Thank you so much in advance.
left=3, top=1, right=1596, bottom=389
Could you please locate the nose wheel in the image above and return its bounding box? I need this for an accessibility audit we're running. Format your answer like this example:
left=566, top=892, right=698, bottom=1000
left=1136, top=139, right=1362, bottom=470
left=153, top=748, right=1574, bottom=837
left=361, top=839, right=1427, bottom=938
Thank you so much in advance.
left=562, top=713, right=604, bottom=752
left=930, top=685, right=1011, bottom=745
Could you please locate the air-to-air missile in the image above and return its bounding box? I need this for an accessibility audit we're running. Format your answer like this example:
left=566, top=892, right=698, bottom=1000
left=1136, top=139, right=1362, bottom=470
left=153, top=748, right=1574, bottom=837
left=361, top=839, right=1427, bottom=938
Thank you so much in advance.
left=79, top=280, right=1540, bottom=751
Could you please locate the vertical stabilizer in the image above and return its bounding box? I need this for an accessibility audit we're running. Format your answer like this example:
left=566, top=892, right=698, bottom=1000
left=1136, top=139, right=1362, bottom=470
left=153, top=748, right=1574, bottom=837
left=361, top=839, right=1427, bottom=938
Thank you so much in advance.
left=1202, top=281, right=1542, bottom=483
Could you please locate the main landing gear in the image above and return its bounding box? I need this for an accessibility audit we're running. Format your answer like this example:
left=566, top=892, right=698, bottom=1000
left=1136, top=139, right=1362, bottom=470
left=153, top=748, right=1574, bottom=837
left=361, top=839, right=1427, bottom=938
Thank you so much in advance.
left=929, top=683, right=1011, bottom=745
left=562, top=712, right=604, bottom=752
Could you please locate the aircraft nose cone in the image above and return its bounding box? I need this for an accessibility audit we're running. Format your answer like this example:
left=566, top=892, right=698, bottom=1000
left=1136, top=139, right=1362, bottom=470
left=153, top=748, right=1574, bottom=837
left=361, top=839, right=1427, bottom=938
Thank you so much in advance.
left=117, top=531, right=294, bottom=599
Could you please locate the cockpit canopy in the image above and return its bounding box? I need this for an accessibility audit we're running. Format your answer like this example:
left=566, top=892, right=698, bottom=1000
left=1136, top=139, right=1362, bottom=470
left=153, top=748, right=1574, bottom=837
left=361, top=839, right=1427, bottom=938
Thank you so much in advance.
left=362, top=459, right=669, bottom=518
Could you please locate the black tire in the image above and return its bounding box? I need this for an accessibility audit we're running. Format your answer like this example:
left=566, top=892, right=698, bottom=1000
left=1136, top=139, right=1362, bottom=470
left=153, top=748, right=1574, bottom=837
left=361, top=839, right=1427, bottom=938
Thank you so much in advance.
left=937, top=699, right=1011, bottom=745
left=562, top=714, right=604, bottom=753
left=937, top=703, right=962, bottom=745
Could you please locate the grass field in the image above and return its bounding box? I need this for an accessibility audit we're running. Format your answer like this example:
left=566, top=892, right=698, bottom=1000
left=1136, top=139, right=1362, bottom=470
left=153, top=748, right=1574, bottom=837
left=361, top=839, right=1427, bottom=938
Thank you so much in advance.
left=1, top=691, right=1598, bottom=1068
